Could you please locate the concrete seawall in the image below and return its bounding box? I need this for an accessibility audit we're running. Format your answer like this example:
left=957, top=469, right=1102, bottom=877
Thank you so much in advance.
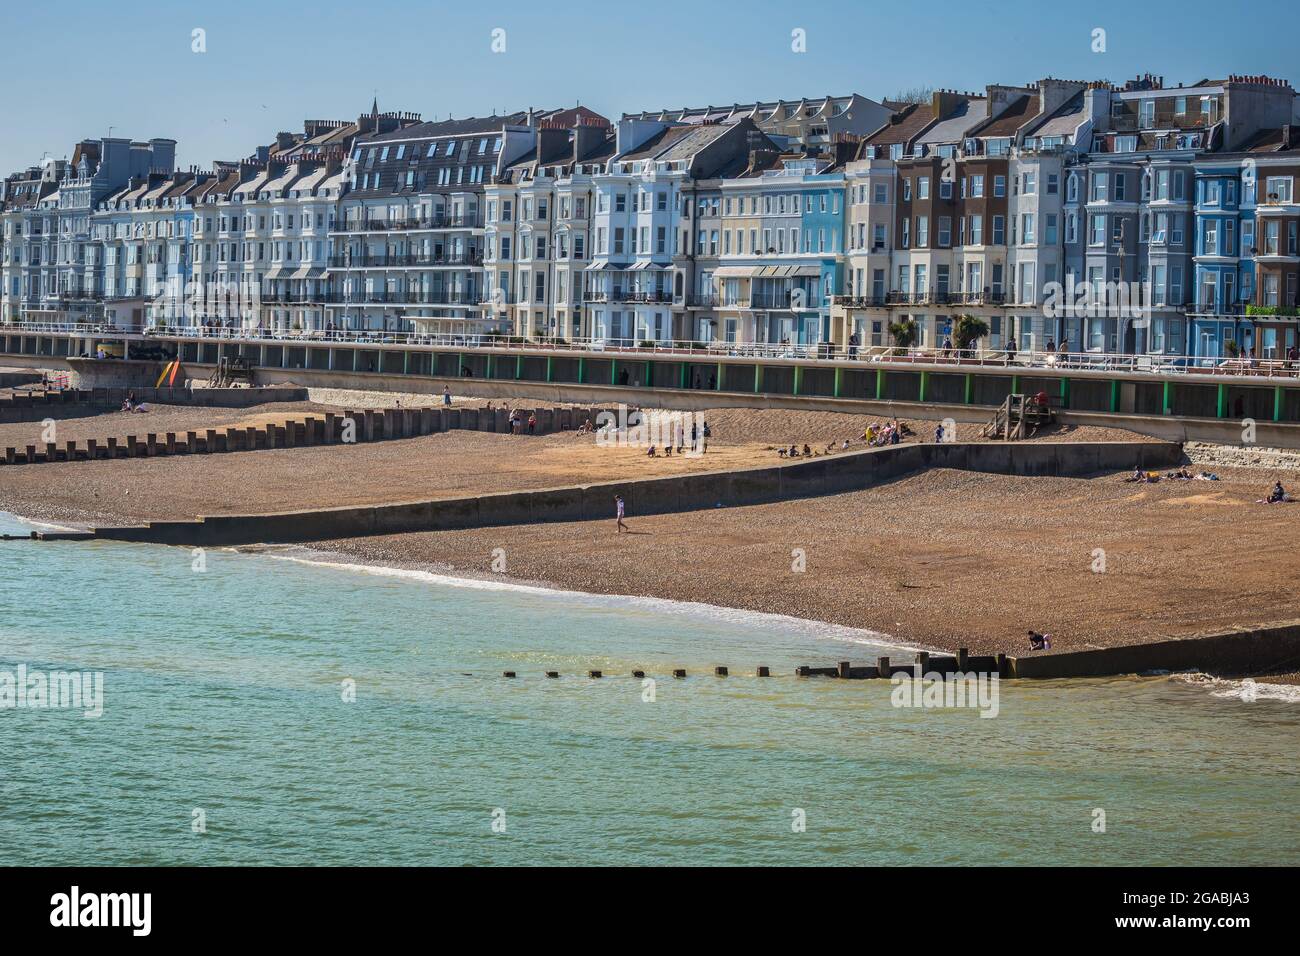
left=92, top=440, right=1183, bottom=547
left=0, top=386, right=308, bottom=425
left=1007, top=620, right=1300, bottom=679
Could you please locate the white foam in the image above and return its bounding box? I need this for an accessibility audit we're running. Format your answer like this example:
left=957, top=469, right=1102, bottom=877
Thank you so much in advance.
left=254, top=545, right=922, bottom=653
left=0, top=511, right=84, bottom=535
left=1173, top=672, right=1300, bottom=703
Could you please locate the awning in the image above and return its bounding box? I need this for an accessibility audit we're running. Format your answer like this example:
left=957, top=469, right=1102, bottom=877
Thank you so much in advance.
left=263, top=267, right=286, bottom=280
left=791, top=265, right=822, bottom=277
left=585, top=260, right=630, bottom=271
left=714, top=265, right=760, bottom=278
left=291, top=265, right=324, bottom=280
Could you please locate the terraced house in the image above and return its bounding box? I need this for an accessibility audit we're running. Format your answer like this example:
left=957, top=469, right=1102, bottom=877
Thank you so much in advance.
left=1064, top=74, right=1296, bottom=357
left=332, top=107, right=559, bottom=337
left=584, top=117, right=775, bottom=345
left=711, top=144, right=852, bottom=348
left=4, top=75, right=1300, bottom=364
left=1, top=137, right=175, bottom=327
left=482, top=110, right=614, bottom=340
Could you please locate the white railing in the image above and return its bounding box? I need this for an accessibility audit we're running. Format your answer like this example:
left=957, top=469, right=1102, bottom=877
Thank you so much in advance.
left=3, top=320, right=1300, bottom=380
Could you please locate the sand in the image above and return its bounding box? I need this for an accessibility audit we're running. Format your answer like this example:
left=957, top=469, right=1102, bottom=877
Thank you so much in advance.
left=310, top=466, right=1300, bottom=658
left=4, top=399, right=1296, bottom=659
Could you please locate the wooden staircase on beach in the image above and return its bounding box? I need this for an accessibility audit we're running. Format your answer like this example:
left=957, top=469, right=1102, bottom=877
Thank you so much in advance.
left=982, top=393, right=1055, bottom=441
left=211, top=355, right=254, bottom=388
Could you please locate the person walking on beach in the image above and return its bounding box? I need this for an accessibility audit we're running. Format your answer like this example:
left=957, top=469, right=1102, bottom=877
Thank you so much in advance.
left=443, top=386, right=451, bottom=406
left=615, top=495, right=628, bottom=533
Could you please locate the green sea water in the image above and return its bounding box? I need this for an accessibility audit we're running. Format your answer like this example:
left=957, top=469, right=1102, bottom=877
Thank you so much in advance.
left=1, top=511, right=1297, bottom=866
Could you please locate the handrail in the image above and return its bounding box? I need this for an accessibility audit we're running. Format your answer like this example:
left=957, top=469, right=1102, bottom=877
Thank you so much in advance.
left=5, top=320, right=1300, bottom=380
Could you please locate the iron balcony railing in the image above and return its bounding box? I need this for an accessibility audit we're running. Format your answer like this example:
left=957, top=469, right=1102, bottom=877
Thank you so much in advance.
left=585, top=290, right=673, bottom=304
left=327, top=252, right=484, bottom=268
left=333, top=214, right=484, bottom=232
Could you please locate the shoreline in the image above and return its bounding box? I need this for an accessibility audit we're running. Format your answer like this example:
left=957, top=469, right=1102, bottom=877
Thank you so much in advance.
left=5, top=507, right=1299, bottom=687
left=248, top=542, right=928, bottom=654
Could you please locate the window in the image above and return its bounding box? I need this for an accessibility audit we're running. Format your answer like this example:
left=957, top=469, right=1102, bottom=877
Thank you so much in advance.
left=970, top=175, right=984, bottom=198
left=1265, top=176, right=1293, bottom=204
left=970, top=214, right=983, bottom=245
left=991, top=215, right=1004, bottom=245
left=1021, top=213, right=1035, bottom=244
left=938, top=216, right=951, bottom=246
left=1090, top=172, right=1108, bottom=202
left=917, top=177, right=930, bottom=200
left=1090, top=214, right=1105, bottom=246
left=873, top=183, right=888, bottom=204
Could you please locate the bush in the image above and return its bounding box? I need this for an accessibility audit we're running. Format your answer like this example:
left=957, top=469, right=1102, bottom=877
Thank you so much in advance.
left=889, top=319, right=917, bottom=349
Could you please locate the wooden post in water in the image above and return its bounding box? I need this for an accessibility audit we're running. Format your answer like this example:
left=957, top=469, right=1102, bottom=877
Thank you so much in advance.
left=877, top=656, right=890, bottom=678
left=757, top=666, right=770, bottom=677
left=838, top=661, right=851, bottom=679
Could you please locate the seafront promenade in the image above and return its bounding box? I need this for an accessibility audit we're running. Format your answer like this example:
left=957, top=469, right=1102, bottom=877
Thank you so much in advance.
left=6, top=323, right=1300, bottom=449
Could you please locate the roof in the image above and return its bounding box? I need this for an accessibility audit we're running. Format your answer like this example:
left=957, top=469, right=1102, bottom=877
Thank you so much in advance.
left=917, top=97, right=988, bottom=144
left=861, top=104, right=935, bottom=147
left=1024, top=90, right=1087, bottom=139
left=970, top=94, right=1038, bottom=137
left=361, top=112, right=529, bottom=144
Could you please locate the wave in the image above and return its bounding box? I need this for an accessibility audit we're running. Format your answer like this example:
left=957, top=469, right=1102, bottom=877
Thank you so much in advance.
left=1173, top=673, right=1300, bottom=703
left=252, top=544, right=922, bottom=653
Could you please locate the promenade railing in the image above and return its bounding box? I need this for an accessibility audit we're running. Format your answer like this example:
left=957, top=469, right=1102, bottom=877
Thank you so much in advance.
left=5, top=320, right=1300, bottom=380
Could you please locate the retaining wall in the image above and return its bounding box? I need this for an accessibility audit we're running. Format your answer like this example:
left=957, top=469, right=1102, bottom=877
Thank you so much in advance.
left=92, top=440, right=1183, bottom=547
left=1008, top=620, right=1300, bottom=679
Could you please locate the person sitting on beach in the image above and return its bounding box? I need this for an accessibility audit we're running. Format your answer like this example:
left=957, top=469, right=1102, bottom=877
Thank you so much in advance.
left=663, top=444, right=673, bottom=457
left=841, top=439, right=850, bottom=450
left=577, top=417, right=593, bottom=434
left=647, top=445, right=657, bottom=457
left=802, top=444, right=812, bottom=457
left=1123, top=467, right=1145, bottom=483
left=778, top=447, right=788, bottom=458
left=121, top=398, right=133, bottom=412
left=788, top=444, right=799, bottom=458
left=1267, top=481, right=1287, bottom=504
left=864, top=424, right=876, bottom=444
left=1027, top=630, right=1052, bottom=651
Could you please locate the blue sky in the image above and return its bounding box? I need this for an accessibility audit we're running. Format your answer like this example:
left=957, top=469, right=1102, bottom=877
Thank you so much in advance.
left=4, top=0, right=1297, bottom=176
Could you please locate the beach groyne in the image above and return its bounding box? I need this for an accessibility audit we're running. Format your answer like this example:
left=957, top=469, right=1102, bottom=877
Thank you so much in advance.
left=90, top=440, right=1183, bottom=547
left=789, top=619, right=1300, bottom=681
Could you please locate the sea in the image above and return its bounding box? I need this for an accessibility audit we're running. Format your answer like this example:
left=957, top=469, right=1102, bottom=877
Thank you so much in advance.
left=1, top=510, right=1297, bottom=865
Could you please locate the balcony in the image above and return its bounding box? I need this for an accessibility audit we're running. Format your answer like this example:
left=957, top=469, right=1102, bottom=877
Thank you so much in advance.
left=586, top=290, right=673, bottom=304
left=326, top=290, right=481, bottom=307
left=832, top=295, right=887, bottom=308
left=327, top=252, right=484, bottom=268
left=333, top=214, right=484, bottom=233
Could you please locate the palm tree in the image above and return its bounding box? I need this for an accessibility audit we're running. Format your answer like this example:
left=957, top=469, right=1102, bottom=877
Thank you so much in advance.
left=889, top=319, right=917, bottom=351
left=954, top=314, right=989, bottom=354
